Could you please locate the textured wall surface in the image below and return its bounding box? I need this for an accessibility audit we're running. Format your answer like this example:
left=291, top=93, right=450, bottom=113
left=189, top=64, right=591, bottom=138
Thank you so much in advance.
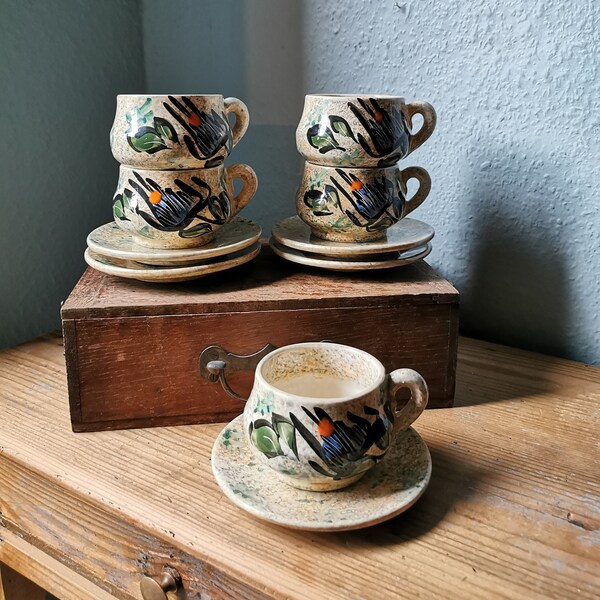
left=300, top=0, right=600, bottom=363
left=142, top=0, right=599, bottom=364
left=0, top=0, right=145, bottom=348
left=3, top=1, right=598, bottom=364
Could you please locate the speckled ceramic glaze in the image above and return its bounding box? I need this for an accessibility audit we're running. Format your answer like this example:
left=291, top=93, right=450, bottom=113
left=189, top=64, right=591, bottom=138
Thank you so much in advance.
left=270, top=239, right=432, bottom=271
left=243, top=342, right=428, bottom=491
left=272, top=215, right=434, bottom=257
left=87, top=217, right=261, bottom=266
left=296, top=162, right=431, bottom=242
left=113, top=164, right=257, bottom=249
left=84, top=243, right=260, bottom=283
left=212, top=415, right=432, bottom=531
left=110, top=94, right=249, bottom=169
left=296, top=94, right=436, bottom=167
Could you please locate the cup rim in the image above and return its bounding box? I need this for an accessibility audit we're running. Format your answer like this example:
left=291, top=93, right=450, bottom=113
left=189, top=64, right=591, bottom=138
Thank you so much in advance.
left=116, top=93, right=224, bottom=99
left=305, top=93, right=405, bottom=101
left=118, top=164, right=226, bottom=175
left=255, top=342, right=386, bottom=404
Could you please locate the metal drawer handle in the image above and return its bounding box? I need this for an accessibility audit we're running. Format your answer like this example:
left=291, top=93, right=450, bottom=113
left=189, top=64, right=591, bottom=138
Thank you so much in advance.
left=199, top=341, right=334, bottom=402
left=140, top=567, right=181, bottom=600
left=199, top=343, right=277, bottom=402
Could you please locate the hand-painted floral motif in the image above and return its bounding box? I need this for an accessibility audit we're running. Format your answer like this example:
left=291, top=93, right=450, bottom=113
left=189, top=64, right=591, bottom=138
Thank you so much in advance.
left=248, top=403, right=394, bottom=481
left=249, top=413, right=298, bottom=459
left=290, top=406, right=393, bottom=480
left=306, top=115, right=356, bottom=154
left=114, top=171, right=232, bottom=239
left=163, top=96, right=232, bottom=165
left=303, top=184, right=340, bottom=217
left=331, top=169, right=402, bottom=231
left=125, top=98, right=179, bottom=155
left=304, top=169, right=402, bottom=233
left=348, top=98, right=409, bottom=166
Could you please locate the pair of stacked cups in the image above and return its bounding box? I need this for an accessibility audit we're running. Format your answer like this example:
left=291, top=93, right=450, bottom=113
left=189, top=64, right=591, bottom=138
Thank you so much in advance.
left=110, top=95, right=257, bottom=249
left=295, top=94, right=436, bottom=242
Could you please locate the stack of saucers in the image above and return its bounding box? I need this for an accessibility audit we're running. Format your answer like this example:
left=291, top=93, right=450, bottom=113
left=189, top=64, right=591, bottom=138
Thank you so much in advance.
left=86, top=217, right=261, bottom=283
left=85, top=94, right=259, bottom=283
left=272, top=93, right=437, bottom=271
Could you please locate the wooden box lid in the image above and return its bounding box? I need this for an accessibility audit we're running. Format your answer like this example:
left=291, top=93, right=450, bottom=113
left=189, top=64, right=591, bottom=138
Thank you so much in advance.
left=61, top=246, right=458, bottom=319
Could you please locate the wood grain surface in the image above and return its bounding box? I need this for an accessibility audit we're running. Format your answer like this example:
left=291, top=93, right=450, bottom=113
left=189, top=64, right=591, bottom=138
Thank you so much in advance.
left=61, top=251, right=459, bottom=430
left=0, top=334, right=598, bottom=599
left=61, top=247, right=458, bottom=319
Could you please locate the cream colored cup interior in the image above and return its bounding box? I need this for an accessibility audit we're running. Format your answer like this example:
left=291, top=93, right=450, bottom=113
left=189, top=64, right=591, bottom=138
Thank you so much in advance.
left=259, top=344, right=384, bottom=400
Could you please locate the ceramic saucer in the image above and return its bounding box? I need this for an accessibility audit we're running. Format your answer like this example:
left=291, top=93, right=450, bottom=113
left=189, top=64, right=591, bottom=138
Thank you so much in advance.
left=87, top=217, right=261, bottom=266
left=270, top=239, right=432, bottom=271
left=211, top=415, right=431, bottom=532
left=84, top=242, right=261, bottom=283
left=272, top=216, right=434, bottom=257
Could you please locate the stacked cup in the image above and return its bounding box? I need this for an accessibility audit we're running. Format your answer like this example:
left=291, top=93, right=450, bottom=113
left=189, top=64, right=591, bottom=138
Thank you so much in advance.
left=110, top=94, right=258, bottom=249
left=271, top=94, right=436, bottom=271
left=84, top=94, right=260, bottom=283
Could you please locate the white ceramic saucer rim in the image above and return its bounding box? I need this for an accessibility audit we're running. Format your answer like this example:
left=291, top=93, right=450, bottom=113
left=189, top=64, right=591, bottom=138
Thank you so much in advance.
left=270, top=239, right=432, bottom=270
left=211, top=415, right=432, bottom=532
left=84, top=242, right=260, bottom=281
left=272, top=216, right=435, bottom=256
left=87, top=218, right=262, bottom=263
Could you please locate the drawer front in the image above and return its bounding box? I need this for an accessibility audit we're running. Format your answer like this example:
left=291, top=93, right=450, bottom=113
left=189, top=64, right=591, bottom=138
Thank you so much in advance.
left=65, top=303, right=457, bottom=431
left=0, top=457, right=269, bottom=599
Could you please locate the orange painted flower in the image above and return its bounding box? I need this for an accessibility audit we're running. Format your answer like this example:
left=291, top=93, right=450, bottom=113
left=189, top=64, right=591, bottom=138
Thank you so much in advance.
left=188, top=113, right=202, bottom=127
left=149, top=190, right=162, bottom=205
left=317, top=418, right=335, bottom=437
left=351, top=180, right=363, bottom=192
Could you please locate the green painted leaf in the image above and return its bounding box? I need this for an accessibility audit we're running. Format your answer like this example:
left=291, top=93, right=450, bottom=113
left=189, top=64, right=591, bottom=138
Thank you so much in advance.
left=272, top=413, right=298, bottom=459
left=179, top=223, right=212, bottom=238
left=129, top=128, right=167, bottom=154
left=112, top=195, right=130, bottom=221
left=154, top=117, right=178, bottom=143
left=251, top=425, right=283, bottom=458
left=112, top=201, right=124, bottom=220
left=122, top=188, right=135, bottom=211
left=329, top=115, right=355, bottom=140
left=307, top=124, right=343, bottom=154
left=330, top=214, right=353, bottom=231
left=309, top=134, right=339, bottom=153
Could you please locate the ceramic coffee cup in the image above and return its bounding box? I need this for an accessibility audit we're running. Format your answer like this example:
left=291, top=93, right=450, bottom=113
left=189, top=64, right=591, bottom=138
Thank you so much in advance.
left=243, top=342, right=428, bottom=491
left=113, top=164, right=258, bottom=248
left=296, top=94, right=436, bottom=167
left=296, top=162, right=431, bottom=242
left=110, top=94, right=249, bottom=169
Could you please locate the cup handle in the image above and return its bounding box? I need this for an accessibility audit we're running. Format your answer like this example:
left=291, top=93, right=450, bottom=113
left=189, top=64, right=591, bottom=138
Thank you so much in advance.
left=405, top=101, right=436, bottom=155
left=224, top=97, right=250, bottom=147
left=227, top=163, right=258, bottom=216
left=389, top=368, right=429, bottom=432
left=400, top=166, right=431, bottom=216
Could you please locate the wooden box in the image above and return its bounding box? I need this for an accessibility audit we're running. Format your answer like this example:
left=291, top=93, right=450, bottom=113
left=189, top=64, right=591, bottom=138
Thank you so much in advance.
left=61, top=246, right=459, bottom=432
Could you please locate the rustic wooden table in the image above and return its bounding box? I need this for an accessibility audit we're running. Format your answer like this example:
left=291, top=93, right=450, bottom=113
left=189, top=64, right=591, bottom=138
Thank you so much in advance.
left=0, top=335, right=598, bottom=599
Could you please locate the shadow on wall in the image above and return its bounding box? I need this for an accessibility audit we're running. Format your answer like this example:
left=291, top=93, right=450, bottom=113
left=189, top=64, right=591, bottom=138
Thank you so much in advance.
left=141, top=0, right=306, bottom=234
left=460, top=147, right=572, bottom=359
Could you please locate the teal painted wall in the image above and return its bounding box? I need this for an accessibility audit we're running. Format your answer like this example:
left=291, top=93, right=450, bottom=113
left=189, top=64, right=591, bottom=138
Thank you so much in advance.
left=2, top=0, right=598, bottom=365
left=0, top=0, right=145, bottom=348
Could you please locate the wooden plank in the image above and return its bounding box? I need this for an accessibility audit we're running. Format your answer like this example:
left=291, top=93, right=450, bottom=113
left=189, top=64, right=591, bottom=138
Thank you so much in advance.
left=61, top=251, right=459, bottom=319
left=0, top=563, right=46, bottom=600
left=0, top=531, right=115, bottom=600
left=0, top=336, right=599, bottom=599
